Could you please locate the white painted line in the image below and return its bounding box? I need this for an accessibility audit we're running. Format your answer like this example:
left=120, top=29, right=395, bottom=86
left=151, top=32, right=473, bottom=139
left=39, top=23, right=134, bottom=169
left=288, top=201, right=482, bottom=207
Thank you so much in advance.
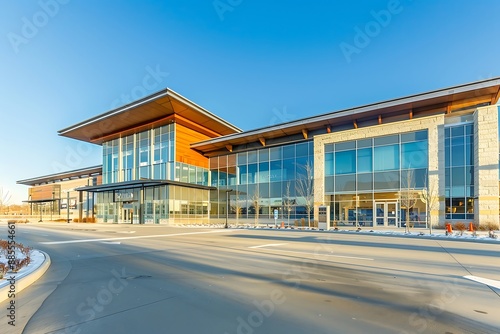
left=265, top=249, right=374, bottom=261
left=101, top=242, right=121, bottom=244
left=40, top=229, right=236, bottom=245
left=463, top=275, right=500, bottom=289
left=249, top=243, right=288, bottom=249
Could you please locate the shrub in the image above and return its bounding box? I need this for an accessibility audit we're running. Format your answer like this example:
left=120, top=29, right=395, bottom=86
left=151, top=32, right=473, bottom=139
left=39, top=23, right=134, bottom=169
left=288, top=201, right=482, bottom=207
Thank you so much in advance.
left=485, top=222, right=499, bottom=231
left=478, top=222, right=500, bottom=231
left=7, top=219, right=28, bottom=224
left=0, top=240, right=33, bottom=276
left=454, top=222, right=467, bottom=236
left=300, top=218, right=305, bottom=227
left=0, top=263, right=8, bottom=279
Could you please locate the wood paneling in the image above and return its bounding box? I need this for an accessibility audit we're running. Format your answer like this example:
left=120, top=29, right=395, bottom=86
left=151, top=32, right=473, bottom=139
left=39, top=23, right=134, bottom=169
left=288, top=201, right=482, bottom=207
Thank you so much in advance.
left=176, top=123, right=211, bottom=168
left=29, top=184, right=61, bottom=201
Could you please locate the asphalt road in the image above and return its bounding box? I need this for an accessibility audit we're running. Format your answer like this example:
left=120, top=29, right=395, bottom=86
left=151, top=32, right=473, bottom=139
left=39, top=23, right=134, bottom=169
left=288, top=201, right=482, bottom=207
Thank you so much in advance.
left=1, top=222, right=499, bottom=334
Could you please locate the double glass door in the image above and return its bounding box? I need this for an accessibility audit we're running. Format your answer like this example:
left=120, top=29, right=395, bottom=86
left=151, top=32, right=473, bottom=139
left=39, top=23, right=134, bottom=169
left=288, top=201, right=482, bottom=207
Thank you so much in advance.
left=375, top=202, right=398, bottom=226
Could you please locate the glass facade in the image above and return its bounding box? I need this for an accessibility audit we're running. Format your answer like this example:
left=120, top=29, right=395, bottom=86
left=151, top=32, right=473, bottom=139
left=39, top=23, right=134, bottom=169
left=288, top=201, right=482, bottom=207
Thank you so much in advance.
left=95, top=185, right=210, bottom=224
left=209, top=141, right=314, bottom=224
left=102, top=124, right=209, bottom=186
left=98, top=123, right=211, bottom=224
left=324, top=130, right=428, bottom=227
left=444, top=123, right=474, bottom=220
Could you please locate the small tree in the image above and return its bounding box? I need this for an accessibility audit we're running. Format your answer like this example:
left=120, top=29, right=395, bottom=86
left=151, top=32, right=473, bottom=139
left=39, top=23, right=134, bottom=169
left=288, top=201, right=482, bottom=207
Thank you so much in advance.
left=250, top=189, right=260, bottom=226
left=283, top=181, right=295, bottom=227
left=295, top=161, right=314, bottom=228
left=0, top=187, right=12, bottom=214
left=420, top=175, right=439, bottom=235
left=230, top=192, right=243, bottom=225
left=399, top=169, right=419, bottom=233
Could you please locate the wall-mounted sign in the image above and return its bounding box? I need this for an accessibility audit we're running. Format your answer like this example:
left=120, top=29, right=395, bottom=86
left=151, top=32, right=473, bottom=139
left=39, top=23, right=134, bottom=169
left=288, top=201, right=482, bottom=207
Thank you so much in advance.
left=115, top=190, right=135, bottom=202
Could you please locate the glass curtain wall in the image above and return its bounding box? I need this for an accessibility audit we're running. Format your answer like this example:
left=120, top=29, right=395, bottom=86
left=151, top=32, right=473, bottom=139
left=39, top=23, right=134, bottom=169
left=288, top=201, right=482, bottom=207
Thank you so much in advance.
left=102, top=124, right=209, bottom=186
left=95, top=185, right=210, bottom=224
left=324, top=130, right=428, bottom=227
left=444, top=123, right=474, bottom=220
left=209, top=141, right=314, bottom=224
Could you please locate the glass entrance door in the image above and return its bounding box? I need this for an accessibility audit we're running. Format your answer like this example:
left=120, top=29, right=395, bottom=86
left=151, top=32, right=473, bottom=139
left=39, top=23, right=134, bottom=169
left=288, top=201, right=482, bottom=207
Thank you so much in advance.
left=121, top=206, right=134, bottom=224
left=374, top=202, right=398, bottom=226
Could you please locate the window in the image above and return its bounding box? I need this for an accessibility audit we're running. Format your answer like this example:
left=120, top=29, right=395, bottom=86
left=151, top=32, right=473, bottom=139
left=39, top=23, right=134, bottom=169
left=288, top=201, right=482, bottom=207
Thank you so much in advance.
left=374, top=145, right=399, bottom=171
left=357, top=148, right=372, bottom=173
left=335, top=150, right=356, bottom=174
left=402, top=141, right=428, bottom=168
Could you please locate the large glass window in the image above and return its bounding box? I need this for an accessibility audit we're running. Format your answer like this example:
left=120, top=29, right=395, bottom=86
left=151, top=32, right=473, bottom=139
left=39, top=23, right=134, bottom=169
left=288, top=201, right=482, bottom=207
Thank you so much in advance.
left=324, top=130, right=429, bottom=226
left=209, top=141, right=314, bottom=222
left=357, top=148, right=372, bottom=173
left=335, top=150, right=356, bottom=174
left=374, top=144, right=399, bottom=171
left=402, top=141, right=428, bottom=169
left=445, top=123, right=474, bottom=220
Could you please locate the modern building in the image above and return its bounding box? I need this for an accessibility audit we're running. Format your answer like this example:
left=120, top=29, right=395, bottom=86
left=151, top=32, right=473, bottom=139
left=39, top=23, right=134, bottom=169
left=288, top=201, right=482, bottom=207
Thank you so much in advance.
left=20, top=78, right=500, bottom=227
left=17, top=165, right=102, bottom=222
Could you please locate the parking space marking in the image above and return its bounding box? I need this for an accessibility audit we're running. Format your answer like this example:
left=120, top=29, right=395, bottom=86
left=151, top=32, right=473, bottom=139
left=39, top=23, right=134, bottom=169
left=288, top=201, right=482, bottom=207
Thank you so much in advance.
left=464, top=275, right=500, bottom=289
left=40, top=229, right=236, bottom=245
left=248, top=243, right=288, bottom=249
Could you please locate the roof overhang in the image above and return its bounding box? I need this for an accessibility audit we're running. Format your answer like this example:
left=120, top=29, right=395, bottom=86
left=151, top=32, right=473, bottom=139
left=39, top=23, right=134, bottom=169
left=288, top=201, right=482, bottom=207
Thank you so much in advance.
left=191, top=77, right=500, bottom=156
left=75, top=179, right=216, bottom=193
left=17, top=165, right=102, bottom=186
left=58, top=88, right=242, bottom=145
left=23, top=199, right=57, bottom=203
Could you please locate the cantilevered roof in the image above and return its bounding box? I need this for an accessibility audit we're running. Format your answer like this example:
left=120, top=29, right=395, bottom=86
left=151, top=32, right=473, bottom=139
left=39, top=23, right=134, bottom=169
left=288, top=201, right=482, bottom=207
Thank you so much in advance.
left=58, top=88, right=242, bottom=145
left=192, top=77, right=500, bottom=155
left=17, top=165, right=102, bottom=186
left=75, top=179, right=215, bottom=192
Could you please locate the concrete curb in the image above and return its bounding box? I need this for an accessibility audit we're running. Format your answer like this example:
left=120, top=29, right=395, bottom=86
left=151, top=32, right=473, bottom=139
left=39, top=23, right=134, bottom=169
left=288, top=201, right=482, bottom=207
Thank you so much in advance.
left=0, top=250, right=51, bottom=304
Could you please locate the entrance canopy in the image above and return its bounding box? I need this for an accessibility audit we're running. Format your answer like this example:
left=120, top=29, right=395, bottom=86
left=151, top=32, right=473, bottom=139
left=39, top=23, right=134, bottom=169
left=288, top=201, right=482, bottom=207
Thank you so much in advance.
left=76, top=179, right=216, bottom=193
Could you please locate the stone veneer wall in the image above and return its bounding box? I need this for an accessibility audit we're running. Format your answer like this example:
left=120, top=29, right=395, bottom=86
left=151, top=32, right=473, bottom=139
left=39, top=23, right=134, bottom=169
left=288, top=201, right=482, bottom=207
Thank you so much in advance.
left=313, top=114, right=445, bottom=227
left=473, top=106, right=499, bottom=226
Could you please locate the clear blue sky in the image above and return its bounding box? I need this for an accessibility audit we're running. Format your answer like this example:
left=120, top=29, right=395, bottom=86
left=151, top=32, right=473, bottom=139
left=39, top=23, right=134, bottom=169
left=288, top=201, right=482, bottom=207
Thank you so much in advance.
left=1, top=0, right=499, bottom=204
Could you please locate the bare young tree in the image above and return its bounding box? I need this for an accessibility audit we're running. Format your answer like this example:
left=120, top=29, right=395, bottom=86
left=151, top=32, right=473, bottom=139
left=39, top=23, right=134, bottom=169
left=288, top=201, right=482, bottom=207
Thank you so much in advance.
left=230, top=192, right=243, bottom=225
left=399, top=169, right=419, bottom=233
left=0, top=187, right=12, bottom=214
left=283, top=181, right=295, bottom=227
left=419, top=175, right=439, bottom=235
left=295, top=161, right=314, bottom=228
left=250, top=189, right=260, bottom=226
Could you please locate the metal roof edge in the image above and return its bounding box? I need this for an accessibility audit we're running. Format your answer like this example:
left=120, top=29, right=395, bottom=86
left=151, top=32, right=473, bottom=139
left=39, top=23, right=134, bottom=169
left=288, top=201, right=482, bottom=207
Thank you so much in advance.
left=191, top=77, right=500, bottom=148
left=17, top=165, right=102, bottom=185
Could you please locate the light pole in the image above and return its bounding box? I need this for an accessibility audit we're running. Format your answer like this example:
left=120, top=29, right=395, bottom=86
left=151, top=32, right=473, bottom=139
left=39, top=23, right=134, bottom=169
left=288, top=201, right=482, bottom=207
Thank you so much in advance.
left=67, top=190, right=70, bottom=223
left=225, top=189, right=233, bottom=228
left=51, top=191, right=54, bottom=221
